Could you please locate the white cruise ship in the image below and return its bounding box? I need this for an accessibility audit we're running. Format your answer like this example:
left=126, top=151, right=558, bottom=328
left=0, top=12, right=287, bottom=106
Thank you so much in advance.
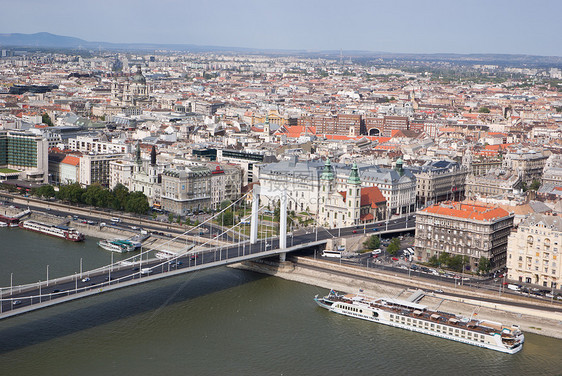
left=314, top=290, right=524, bottom=354
left=19, top=220, right=84, bottom=241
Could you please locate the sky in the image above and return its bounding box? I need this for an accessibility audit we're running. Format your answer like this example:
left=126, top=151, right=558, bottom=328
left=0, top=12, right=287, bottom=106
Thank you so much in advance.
left=1, top=0, right=561, bottom=56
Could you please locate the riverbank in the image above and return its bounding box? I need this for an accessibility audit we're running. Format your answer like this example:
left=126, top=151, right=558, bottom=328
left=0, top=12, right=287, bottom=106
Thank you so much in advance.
left=234, top=257, right=562, bottom=340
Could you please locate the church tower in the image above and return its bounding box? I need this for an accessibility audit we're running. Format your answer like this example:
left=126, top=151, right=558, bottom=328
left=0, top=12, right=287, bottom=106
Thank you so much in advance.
left=135, top=141, right=142, bottom=173
left=347, top=162, right=361, bottom=226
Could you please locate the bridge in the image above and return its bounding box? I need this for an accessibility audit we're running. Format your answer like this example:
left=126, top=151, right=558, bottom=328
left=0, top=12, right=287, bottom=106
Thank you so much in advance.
left=0, top=187, right=415, bottom=320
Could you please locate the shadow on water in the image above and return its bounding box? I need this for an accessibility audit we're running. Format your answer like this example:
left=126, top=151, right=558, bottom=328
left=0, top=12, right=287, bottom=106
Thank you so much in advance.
left=0, top=267, right=268, bottom=354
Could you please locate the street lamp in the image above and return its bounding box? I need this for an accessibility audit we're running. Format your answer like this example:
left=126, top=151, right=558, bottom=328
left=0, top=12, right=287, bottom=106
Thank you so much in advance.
left=46, top=265, right=49, bottom=287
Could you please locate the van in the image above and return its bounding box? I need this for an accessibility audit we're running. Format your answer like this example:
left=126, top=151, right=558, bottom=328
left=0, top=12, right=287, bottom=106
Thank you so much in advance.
left=337, top=245, right=345, bottom=252
left=507, top=284, right=521, bottom=291
left=406, top=247, right=414, bottom=255
left=111, top=217, right=120, bottom=223
left=372, top=249, right=382, bottom=255
left=140, top=268, right=152, bottom=275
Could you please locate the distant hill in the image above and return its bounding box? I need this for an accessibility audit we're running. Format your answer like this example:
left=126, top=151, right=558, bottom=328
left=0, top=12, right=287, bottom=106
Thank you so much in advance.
left=1, top=32, right=561, bottom=67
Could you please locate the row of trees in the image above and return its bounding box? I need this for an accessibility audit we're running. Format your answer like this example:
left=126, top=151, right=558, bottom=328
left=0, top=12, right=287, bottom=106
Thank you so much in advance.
left=363, top=235, right=401, bottom=255
left=427, top=252, right=471, bottom=273
left=32, top=183, right=149, bottom=215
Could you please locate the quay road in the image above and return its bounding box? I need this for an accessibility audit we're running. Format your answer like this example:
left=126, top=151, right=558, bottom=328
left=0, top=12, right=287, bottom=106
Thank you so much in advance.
left=0, top=215, right=416, bottom=319
left=0, top=193, right=233, bottom=245
left=297, top=258, right=562, bottom=313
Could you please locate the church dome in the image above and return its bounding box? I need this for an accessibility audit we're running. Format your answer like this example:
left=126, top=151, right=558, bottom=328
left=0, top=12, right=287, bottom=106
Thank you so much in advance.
left=132, top=65, right=146, bottom=85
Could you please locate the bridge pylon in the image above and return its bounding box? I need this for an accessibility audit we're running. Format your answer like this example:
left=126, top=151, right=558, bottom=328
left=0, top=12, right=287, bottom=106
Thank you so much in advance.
left=250, top=186, right=288, bottom=261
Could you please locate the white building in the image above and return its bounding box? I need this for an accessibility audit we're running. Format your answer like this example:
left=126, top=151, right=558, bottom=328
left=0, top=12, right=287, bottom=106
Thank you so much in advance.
left=506, top=213, right=562, bottom=289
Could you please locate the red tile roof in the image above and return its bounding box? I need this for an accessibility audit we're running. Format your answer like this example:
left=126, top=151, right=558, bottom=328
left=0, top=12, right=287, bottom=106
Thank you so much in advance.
left=361, top=186, right=386, bottom=207
left=61, top=155, right=80, bottom=166
left=421, top=201, right=510, bottom=221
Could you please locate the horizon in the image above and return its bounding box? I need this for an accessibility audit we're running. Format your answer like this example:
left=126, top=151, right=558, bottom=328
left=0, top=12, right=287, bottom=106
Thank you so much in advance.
left=0, top=0, right=561, bottom=57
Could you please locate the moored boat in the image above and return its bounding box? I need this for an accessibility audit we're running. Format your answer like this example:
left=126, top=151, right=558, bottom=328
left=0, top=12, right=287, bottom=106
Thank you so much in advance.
left=314, top=290, right=524, bottom=354
left=19, top=220, right=84, bottom=241
left=98, top=239, right=137, bottom=253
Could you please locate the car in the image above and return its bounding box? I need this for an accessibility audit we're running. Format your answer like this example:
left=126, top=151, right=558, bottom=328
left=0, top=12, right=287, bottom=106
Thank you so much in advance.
left=190, top=254, right=199, bottom=261
left=265, top=243, right=271, bottom=248
left=169, top=260, right=176, bottom=265
left=52, top=289, right=61, bottom=293
left=81, top=277, right=90, bottom=282
left=353, top=230, right=357, bottom=234
left=132, top=267, right=140, bottom=271
left=177, top=261, right=183, bottom=266
left=12, top=300, right=22, bottom=306
left=372, top=228, right=378, bottom=232
left=391, top=257, right=399, bottom=261
left=434, top=289, right=444, bottom=293
left=131, top=226, right=139, bottom=230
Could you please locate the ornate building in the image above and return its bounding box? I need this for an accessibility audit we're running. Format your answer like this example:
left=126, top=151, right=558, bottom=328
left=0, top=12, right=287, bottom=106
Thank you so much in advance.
left=318, top=160, right=386, bottom=228
left=111, top=65, right=151, bottom=108
left=414, top=201, right=514, bottom=271
left=506, top=214, right=562, bottom=289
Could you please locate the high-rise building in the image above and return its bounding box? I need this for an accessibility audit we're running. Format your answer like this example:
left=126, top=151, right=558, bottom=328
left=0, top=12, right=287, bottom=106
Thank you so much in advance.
left=0, top=130, right=48, bottom=183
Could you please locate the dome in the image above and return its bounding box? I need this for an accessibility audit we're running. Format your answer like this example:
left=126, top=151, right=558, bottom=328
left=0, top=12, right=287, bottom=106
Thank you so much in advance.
left=132, top=65, right=146, bottom=85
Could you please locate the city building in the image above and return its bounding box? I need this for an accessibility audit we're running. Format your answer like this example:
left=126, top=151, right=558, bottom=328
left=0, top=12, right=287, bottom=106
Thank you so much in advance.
left=318, top=160, right=386, bottom=228
left=506, top=213, right=561, bottom=289
left=79, top=153, right=124, bottom=187
left=502, top=149, right=549, bottom=185
left=207, top=162, right=242, bottom=209
left=0, top=130, right=48, bottom=183
left=465, top=169, right=522, bottom=198
left=414, top=201, right=514, bottom=271
left=68, top=135, right=130, bottom=154
left=161, top=166, right=211, bottom=215
left=408, top=160, right=468, bottom=207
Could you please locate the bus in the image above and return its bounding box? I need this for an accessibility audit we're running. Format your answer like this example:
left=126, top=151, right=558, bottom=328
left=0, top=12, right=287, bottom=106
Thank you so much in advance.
left=321, top=250, right=343, bottom=258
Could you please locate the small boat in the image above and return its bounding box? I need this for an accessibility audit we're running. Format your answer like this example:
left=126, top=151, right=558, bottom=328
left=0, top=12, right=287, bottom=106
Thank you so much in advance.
left=98, top=239, right=137, bottom=253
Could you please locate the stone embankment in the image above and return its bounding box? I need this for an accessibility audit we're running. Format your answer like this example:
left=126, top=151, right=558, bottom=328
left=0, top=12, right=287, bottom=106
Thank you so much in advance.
left=235, top=257, right=562, bottom=339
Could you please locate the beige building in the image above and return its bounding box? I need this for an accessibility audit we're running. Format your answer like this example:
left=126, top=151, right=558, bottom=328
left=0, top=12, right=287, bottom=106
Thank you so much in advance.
left=161, top=166, right=211, bottom=215
left=506, top=214, right=561, bottom=289
left=414, top=201, right=514, bottom=271
left=408, top=160, right=468, bottom=207
left=465, top=169, right=522, bottom=198
left=502, top=148, right=549, bottom=185
left=207, top=162, right=242, bottom=210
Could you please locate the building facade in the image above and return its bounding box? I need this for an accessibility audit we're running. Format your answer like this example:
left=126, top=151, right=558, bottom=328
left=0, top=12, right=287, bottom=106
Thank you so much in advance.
left=506, top=214, right=561, bottom=289
left=0, top=130, right=48, bottom=183
left=161, top=166, right=211, bottom=215
left=414, top=201, right=514, bottom=271
left=465, top=169, right=522, bottom=198
left=408, top=160, right=468, bottom=207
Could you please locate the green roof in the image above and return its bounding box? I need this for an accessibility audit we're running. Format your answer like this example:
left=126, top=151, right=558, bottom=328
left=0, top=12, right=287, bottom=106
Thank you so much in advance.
left=0, top=168, right=20, bottom=173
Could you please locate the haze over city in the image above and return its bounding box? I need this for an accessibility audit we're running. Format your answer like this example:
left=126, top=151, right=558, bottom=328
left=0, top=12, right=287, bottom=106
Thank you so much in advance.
left=1, top=0, right=561, bottom=56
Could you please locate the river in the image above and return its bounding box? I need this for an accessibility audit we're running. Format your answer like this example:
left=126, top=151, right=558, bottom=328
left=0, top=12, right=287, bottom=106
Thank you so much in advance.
left=0, top=227, right=561, bottom=375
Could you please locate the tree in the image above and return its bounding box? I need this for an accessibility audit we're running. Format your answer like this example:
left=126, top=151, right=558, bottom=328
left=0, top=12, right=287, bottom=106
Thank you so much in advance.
left=477, top=256, right=491, bottom=275
left=33, top=184, right=55, bottom=198
left=42, top=113, right=53, bottom=126
left=386, top=238, right=401, bottom=255
left=428, top=255, right=440, bottom=267
left=168, top=213, right=175, bottom=223
left=363, top=235, right=381, bottom=250
left=124, top=191, right=149, bottom=214
left=478, top=106, right=490, bottom=113
left=529, top=179, right=541, bottom=191
left=111, top=183, right=129, bottom=210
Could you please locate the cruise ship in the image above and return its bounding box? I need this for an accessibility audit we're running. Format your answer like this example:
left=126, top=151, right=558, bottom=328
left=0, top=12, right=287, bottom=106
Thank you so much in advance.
left=314, top=290, right=524, bottom=354
left=19, top=220, right=85, bottom=241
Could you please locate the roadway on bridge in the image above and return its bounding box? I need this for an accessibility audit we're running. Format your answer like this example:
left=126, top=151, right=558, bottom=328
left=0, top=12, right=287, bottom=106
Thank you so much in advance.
left=0, top=216, right=415, bottom=317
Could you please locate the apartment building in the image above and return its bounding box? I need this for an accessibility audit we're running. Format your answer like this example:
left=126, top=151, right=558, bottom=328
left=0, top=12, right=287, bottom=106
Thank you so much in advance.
left=408, top=160, right=468, bottom=207
left=506, top=214, right=561, bottom=289
left=414, top=201, right=514, bottom=270
left=0, top=130, right=48, bottom=183
left=161, top=166, right=211, bottom=215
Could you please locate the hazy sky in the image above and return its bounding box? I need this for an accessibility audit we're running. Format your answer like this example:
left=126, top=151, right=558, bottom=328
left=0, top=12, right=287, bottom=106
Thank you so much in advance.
left=1, top=0, right=561, bottom=56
